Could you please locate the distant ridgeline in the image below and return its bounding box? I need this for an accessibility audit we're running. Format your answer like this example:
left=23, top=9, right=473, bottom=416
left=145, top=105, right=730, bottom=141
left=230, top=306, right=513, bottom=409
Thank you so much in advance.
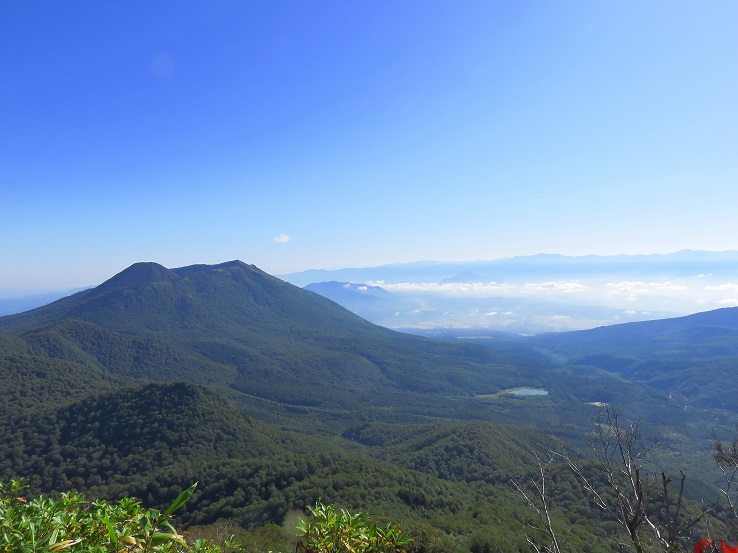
left=1, top=260, right=738, bottom=552
left=292, top=251, right=738, bottom=332
left=281, top=250, right=738, bottom=287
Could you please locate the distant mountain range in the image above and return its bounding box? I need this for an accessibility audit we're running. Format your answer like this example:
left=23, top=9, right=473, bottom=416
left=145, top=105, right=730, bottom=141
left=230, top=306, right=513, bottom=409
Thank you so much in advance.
left=291, top=251, right=738, bottom=331
left=282, top=250, right=738, bottom=286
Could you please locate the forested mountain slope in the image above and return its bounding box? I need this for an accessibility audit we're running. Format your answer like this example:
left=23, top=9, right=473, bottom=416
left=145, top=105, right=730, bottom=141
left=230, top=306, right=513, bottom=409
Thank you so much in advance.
left=528, top=306, right=738, bottom=358
left=523, top=306, right=738, bottom=411
left=0, top=261, right=539, bottom=408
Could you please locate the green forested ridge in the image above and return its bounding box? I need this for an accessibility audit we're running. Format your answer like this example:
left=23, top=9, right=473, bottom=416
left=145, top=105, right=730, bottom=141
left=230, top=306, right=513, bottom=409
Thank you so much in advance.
left=22, top=319, right=237, bottom=383
left=0, top=352, right=131, bottom=417
left=528, top=307, right=738, bottom=359
left=0, top=261, right=543, bottom=407
left=519, top=307, right=738, bottom=435
left=342, top=421, right=559, bottom=485
left=0, top=383, right=315, bottom=492
left=0, top=261, right=736, bottom=551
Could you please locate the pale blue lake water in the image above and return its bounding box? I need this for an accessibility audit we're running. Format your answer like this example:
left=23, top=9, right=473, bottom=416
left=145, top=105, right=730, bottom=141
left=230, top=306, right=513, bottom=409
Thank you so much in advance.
left=508, top=387, right=548, bottom=396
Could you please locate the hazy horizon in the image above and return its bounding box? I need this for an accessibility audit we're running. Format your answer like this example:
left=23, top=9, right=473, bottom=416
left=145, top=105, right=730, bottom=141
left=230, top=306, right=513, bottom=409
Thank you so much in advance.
left=4, top=250, right=738, bottom=331
left=1, top=248, right=736, bottom=295
left=3, top=2, right=737, bottom=293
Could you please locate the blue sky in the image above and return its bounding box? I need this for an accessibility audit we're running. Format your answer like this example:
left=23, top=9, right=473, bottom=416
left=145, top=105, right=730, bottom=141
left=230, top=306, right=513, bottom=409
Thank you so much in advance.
left=2, top=1, right=738, bottom=292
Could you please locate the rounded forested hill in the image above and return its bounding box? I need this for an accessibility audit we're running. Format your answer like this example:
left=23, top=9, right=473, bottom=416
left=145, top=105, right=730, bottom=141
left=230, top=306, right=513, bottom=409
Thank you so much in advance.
left=0, top=382, right=294, bottom=494
left=342, top=421, right=559, bottom=485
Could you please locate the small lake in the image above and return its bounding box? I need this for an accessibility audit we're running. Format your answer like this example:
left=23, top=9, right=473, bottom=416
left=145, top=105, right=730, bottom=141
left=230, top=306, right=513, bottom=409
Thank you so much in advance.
left=475, top=387, right=550, bottom=400
left=508, top=387, right=548, bottom=396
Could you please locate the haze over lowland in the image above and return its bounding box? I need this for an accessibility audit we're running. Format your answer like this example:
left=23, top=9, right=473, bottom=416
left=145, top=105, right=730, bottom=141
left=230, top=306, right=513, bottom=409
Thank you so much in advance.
left=290, top=251, right=738, bottom=331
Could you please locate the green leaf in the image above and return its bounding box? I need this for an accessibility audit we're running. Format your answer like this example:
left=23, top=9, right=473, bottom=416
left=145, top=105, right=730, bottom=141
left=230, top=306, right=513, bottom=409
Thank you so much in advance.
left=49, top=538, right=84, bottom=551
left=161, top=482, right=198, bottom=520
left=103, top=514, right=118, bottom=547
left=151, top=531, right=188, bottom=547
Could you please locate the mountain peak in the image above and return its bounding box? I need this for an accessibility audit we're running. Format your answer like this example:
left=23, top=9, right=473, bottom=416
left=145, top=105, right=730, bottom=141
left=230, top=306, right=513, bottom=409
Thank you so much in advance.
left=171, top=260, right=255, bottom=278
left=95, top=262, right=178, bottom=294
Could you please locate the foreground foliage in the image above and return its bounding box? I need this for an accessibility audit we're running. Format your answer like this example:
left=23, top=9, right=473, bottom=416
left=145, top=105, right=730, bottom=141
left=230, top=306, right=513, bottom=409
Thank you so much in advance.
left=0, top=480, right=225, bottom=553
left=296, top=501, right=412, bottom=553
left=0, top=480, right=417, bottom=553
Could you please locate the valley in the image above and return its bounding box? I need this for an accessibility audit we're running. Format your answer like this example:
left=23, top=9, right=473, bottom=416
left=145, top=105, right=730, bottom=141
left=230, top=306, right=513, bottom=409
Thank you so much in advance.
left=1, top=260, right=737, bottom=552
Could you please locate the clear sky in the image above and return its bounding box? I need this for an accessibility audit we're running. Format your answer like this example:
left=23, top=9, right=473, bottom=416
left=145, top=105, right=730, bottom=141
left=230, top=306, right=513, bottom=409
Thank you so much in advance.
left=2, top=1, right=738, bottom=293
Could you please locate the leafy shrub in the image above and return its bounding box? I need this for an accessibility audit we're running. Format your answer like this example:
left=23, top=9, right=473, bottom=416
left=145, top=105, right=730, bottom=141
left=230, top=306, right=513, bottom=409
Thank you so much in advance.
left=296, top=501, right=412, bottom=553
left=0, top=479, right=227, bottom=552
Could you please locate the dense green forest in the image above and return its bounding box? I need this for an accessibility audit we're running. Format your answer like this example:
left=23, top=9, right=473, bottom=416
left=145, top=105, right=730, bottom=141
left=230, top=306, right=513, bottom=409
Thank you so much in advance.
left=2, top=261, right=738, bottom=551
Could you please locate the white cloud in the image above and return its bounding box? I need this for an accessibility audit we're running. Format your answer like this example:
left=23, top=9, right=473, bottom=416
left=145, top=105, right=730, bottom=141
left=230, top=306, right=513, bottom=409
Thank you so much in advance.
left=357, top=285, right=367, bottom=291
left=716, top=298, right=738, bottom=306
left=552, top=315, right=571, bottom=320
left=361, top=276, right=718, bottom=315
left=273, top=234, right=291, bottom=244
left=484, top=311, right=498, bottom=316
left=367, top=281, right=516, bottom=295
left=366, top=279, right=590, bottom=297
left=606, top=281, right=647, bottom=294
left=606, top=281, right=686, bottom=298
left=523, top=281, right=585, bottom=293
left=705, top=283, right=738, bottom=292
left=652, top=282, right=687, bottom=291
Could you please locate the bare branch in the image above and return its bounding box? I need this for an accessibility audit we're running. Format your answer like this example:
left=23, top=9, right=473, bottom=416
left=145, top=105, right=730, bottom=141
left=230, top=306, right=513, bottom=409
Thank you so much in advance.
left=511, top=452, right=563, bottom=553
left=564, top=406, right=709, bottom=552
left=714, top=438, right=738, bottom=521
